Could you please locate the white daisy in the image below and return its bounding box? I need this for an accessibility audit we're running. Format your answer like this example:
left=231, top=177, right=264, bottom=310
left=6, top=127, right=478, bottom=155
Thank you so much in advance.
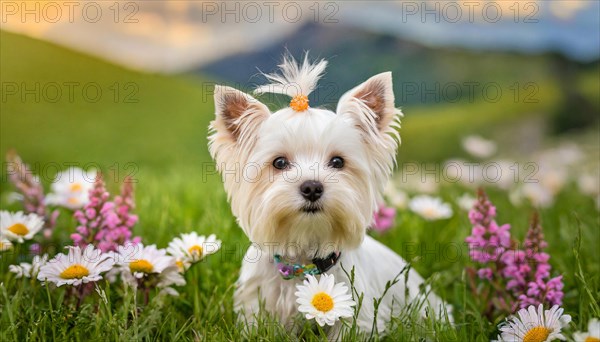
left=403, top=173, right=440, bottom=194
left=578, top=173, right=599, bottom=197
left=167, top=232, right=221, bottom=271
left=573, top=318, right=600, bottom=342
left=45, top=167, right=96, bottom=209
left=497, top=304, right=571, bottom=342
left=520, top=183, right=555, bottom=208
left=37, top=245, right=114, bottom=287
left=538, top=143, right=583, bottom=167
left=491, top=160, right=519, bottom=190
left=443, top=159, right=465, bottom=183
left=1, top=238, right=12, bottom=252
left=295, top=274, right=355, bottom=327
left=9, top=254, right=48, bottom=278
left=408, top=195, right=453, bottom=220
left=462, top=135, right=497, bottom=159
left=384, top=182, right=408, bottom=209
left=538, top=166, right=568, bottom=196
left=457, top=193, right=476, bottom=211
left=114, top=243, right=185, bottom=293
left=0, top=211, right=45, bottom=243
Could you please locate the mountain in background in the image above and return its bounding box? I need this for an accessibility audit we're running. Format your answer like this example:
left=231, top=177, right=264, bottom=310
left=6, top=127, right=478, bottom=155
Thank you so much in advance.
left=198, top=22, right=598, bottom=133
left=3, top=1, right=597, bottom=73
left=198, top=22, right=596, bottom=108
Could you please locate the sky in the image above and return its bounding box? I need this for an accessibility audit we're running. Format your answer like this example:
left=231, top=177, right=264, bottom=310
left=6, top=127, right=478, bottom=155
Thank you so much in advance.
left=2, top=0, right=598, bottom=73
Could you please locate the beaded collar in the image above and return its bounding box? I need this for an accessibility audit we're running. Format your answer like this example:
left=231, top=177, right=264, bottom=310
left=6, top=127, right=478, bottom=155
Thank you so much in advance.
left=274, top=252, right=342, bottom=280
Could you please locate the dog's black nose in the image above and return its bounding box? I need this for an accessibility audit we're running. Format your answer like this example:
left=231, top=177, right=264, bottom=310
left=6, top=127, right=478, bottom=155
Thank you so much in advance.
left=300, top=180, right=323, bottom=202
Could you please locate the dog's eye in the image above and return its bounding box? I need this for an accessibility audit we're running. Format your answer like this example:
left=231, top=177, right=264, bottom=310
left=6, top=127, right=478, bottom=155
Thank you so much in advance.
left=329, top=156, right=344, bottom=169
left=273, top=157, right=290, bottom=170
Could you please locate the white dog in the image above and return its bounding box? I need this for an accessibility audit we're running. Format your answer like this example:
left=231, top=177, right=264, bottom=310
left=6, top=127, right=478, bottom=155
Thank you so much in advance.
left=208, top=54, right=449, bottom=335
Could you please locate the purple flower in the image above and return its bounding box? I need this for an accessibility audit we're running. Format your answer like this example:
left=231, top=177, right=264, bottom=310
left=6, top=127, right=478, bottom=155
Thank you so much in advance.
left=86, top=209, right=96, bottom=219
left=477, top=268, right=493, bottom=280
left=278, top=264, right=293, bottom=278
left=29, top=243, right=41, bottom=255
left=71, top=233, right=83, bottom=243
left=501, top=250, right=530, bottom=290
left=372, top=204, right=396, bottom=233
left=545, top=276, right=564, bottom=305
left=466, top=190, right=511, bottom=266
left=464, top=190, right=564, bottom=317
left=5, top=151, right=59, bottom=237
left=501, top=212, right=564, bottom=310
left=71, top=175, right=140, bottom=252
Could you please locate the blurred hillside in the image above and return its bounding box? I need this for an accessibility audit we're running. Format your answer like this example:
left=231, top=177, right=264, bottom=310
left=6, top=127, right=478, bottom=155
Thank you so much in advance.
left=0, top=31, right=214, bottom=179
left=0, top=30, right=598, bottom=186
left=200, top=23, right=599, bottom=132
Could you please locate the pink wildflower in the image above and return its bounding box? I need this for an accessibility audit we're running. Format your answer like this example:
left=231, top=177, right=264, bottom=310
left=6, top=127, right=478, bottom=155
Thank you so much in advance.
left=71, top=175, right=140, bottom=252
left=511, top=213, right=564, bottom=309
left=465, top=190, right=564, bottom=318
left=465, top=189, right=511, bottom=272
left=372, top=204, right=396, bottom=232
left=6, top=151, right=59, bottom=237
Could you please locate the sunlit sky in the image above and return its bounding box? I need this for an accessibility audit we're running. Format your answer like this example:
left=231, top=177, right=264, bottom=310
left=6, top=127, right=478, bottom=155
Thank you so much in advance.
left=2, top=1, right=597, bottom=72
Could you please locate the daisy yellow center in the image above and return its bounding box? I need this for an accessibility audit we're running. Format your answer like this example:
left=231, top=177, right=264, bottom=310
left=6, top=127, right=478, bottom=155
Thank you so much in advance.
left=188, top=245, right=203, bottom=255
left=290, top=94, right=309, bottom=112
left=129, top=259, right=153, bottom=273
left=311, top=292, right=334, bottom=313
left=523, top=326, right=551, bottom=342
left=585, top=338, right=600, bottom=342
left=422, top=207, right=437, bottom=218
left=176, top=260, right=184, bottom=270
left=70, top=183, right=83, bottom=192
left=60, top=264, right=90, bottom=279
left=8, top=223, right=29, bottom=236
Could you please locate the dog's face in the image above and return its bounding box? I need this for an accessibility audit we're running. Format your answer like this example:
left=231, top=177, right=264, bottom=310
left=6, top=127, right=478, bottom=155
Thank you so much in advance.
left=209, top=65, right=400, bottom=258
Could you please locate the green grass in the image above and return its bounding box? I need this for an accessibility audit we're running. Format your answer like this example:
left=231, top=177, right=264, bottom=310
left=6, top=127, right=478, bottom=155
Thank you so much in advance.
left=0, top=31, right=213, bottom=173
left=1, top=173, right=597, bottom=341
left=1, top=31, right=599, bottom=341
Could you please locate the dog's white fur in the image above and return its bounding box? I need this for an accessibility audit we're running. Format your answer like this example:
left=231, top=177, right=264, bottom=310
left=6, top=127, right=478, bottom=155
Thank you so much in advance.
left=208, top=55, right=449, bottom=334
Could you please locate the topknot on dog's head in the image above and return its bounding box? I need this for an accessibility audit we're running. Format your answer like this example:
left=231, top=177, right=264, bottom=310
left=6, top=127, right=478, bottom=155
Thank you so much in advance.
left=254, top=53, right=327, bottom=112
left=209, top=53, right=403, bottom=255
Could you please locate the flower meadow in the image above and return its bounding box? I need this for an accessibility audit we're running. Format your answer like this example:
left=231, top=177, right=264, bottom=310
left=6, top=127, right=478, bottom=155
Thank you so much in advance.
left=1, top=153, right=224, bottom=303
left=1, top=139, right=598, bottom=341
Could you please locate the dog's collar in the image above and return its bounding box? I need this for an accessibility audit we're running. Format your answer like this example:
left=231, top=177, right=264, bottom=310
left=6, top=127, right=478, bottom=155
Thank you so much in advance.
left=274, top=252, right=341, bottom=280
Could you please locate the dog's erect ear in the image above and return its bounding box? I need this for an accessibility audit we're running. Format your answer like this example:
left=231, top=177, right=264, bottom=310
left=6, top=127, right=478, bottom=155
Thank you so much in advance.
left=212, top=85, right=270, bottom=142
left=336, top=72, right=399, bottom=135
left=336, top=72, right=400, bottom=198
